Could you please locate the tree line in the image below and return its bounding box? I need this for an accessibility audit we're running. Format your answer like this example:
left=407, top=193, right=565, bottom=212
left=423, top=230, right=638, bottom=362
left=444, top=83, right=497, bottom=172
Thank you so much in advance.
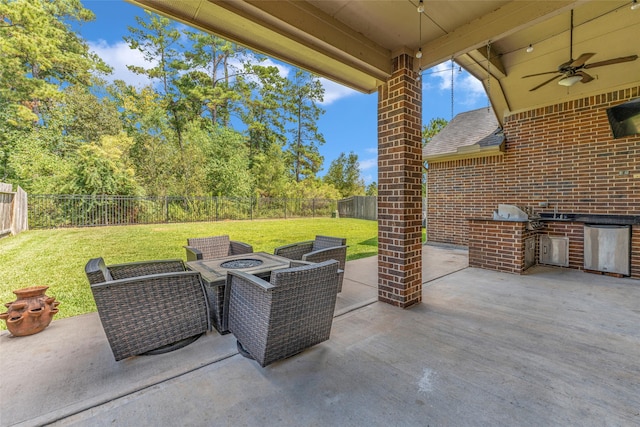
left=0, top=0, right=376, bottom=200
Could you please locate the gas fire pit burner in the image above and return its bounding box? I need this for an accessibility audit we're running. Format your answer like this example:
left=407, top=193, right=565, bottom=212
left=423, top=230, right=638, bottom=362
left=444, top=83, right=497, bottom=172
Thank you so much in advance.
left=220, top=259, right=264, bottom=269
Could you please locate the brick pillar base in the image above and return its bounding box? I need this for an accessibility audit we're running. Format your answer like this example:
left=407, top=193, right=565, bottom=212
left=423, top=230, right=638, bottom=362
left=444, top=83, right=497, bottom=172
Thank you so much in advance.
left=377, top=53, right=423, bottom=308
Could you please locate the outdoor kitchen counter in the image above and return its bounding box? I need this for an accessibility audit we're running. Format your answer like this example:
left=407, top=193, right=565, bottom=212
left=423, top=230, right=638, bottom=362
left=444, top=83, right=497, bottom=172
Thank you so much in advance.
left=467, top=218, right=538, bottom=275
left=469, top=215, right=639, bottom=280
left=538, top=213, right=640, bottom=225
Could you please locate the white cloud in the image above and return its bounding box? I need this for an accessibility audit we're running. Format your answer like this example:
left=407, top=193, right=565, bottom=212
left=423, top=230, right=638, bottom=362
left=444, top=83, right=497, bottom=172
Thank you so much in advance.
left=261, top=58, right=291, bottom=79
left=431, top=62, right=453, bottom=90
left=89, top=40, right=156, bottom=87
left=365, top=147, right=378, bottom=154
left=319, top=78, right=358, bottom=105
left=457, top=74, right=486, bottom=106
left=423, top=61, right=487, bottom=107
left=359, top=158, right=377, bottom=171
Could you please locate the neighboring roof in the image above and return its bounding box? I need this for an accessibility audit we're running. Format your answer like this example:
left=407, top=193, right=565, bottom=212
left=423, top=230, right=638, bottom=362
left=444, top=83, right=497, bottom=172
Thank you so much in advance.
left=423, top=107, right=505, bottom=162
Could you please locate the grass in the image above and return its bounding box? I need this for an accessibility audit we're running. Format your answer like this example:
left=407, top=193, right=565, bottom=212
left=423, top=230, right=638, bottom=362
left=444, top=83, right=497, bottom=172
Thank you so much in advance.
left=0, top=218, right=378, bottom=328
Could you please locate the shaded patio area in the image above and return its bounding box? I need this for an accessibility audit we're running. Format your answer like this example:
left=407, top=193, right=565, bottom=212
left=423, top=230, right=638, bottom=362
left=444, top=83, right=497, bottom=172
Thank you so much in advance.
left=2, top=245, right=639, bottom=426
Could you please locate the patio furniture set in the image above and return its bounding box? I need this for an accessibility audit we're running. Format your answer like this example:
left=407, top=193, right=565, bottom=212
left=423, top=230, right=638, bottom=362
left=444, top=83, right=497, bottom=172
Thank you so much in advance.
left=84, top=235, right=347, bottom=367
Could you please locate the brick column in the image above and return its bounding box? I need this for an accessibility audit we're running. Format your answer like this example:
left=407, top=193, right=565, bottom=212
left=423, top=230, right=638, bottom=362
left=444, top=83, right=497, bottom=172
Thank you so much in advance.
left=377, top=53, right=423, bottom=307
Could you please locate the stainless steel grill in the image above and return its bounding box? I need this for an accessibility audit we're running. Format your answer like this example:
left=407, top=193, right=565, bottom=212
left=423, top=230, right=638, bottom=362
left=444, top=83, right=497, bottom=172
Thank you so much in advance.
left=493, top=204, right=545, bottom=231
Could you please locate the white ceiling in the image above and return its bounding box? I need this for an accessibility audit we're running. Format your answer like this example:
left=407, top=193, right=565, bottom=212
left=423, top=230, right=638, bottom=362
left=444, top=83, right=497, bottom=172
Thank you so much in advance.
left=126, top=0, right=640, bottom=123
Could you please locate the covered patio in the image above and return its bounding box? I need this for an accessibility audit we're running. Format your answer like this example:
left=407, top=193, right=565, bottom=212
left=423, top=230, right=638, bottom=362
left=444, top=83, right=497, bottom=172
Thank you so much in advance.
left=123, top=0, right=640, bottom=302
left=3, top=1, right=638, bottom=425
left=2, top=246, right=639, bottom=426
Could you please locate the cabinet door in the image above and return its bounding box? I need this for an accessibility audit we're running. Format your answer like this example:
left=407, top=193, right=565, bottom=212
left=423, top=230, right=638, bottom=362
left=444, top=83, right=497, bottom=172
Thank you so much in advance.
left=540, top=235, right=569, bottom=267
left=583, top=225, right=630, bottom=275
left=524, top=237, right=536, bottom=270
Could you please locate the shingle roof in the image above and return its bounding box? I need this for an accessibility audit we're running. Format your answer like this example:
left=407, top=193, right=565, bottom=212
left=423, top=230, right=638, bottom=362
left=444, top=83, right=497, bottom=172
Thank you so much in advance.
left=423, top=107, right=504, bottom=159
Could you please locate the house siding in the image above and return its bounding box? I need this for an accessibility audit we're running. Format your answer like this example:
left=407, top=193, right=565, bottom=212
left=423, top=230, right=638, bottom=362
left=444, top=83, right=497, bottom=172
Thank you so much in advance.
left=426, top=86, right=640, bottom=279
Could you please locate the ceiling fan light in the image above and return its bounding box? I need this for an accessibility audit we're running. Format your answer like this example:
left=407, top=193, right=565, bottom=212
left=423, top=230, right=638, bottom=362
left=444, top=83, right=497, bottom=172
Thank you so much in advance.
left=631, top=0, right=640, bottom=10
left=416, top=48, right=423, bottom=59
left=526, top=44, right=534, bottom=53
left=558, top=75, right=582, bottom=87
left=417, top=0, right=425, bottom=13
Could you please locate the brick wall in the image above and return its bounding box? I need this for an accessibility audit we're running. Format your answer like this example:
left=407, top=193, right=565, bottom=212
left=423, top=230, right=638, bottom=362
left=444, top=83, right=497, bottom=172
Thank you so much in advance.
left=427, top=86, right=640, bottom=278
left=377, top=53, right=423, bottom=307
left=468, top=220, right=527, bottom=274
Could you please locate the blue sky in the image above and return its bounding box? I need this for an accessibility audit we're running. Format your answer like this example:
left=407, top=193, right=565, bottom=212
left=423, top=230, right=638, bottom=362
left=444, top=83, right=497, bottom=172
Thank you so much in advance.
left=78, top=0, right=488, bottom=185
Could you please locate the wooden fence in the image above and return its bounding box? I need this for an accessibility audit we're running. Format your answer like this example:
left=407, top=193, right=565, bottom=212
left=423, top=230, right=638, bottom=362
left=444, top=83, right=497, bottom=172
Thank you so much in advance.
left=337, top=196, right=377, bottom=220
left=338, top=196, right=428, bottom=225
left=0, top=183, right=28, bottom=237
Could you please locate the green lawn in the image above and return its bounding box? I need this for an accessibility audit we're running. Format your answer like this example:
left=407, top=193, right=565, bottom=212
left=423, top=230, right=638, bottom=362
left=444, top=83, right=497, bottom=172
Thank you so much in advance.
left=0, top=218, right=378, bottom=328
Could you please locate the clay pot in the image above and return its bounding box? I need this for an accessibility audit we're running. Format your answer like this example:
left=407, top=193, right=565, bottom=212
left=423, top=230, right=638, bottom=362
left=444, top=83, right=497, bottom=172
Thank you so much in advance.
left=0, top=286, right=60, bottom=336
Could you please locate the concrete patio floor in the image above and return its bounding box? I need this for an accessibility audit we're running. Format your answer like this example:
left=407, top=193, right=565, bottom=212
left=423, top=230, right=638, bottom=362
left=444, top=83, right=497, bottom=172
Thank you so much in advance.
left=2, top=244, right=639, bottom=427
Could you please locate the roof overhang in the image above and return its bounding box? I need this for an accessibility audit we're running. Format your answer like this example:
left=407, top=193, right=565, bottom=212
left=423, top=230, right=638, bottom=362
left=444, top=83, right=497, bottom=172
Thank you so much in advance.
left=126, top=1, right=640, bottom=124
left=125, top=0, right=392, bottom=93
left=424, top=143, right=505, bottom=164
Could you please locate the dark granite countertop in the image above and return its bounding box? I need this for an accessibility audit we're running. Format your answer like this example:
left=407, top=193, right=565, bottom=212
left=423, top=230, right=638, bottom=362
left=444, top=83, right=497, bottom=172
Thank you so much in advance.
left=538, top=213, right=640, bottom=225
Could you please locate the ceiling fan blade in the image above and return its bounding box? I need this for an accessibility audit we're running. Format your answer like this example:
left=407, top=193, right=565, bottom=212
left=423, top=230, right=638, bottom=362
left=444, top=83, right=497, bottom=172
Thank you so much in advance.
left=529, top=75, right=563, bottom=92
left=576, top=71, right=594, bottom=83
left=522, top=70, right=559, bottom=78
left=584, top=55, right=638, bottom=69
left=570, top=53, right=595, bottom=68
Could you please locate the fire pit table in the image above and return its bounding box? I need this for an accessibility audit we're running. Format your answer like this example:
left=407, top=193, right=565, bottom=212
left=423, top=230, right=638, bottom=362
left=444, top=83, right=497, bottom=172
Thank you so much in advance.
left=186, top=252, right=292, bottom=333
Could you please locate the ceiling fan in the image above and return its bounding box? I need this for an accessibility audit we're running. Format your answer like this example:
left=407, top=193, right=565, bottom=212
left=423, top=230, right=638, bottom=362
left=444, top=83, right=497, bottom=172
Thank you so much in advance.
left=523, top=10, right=638, bottom=92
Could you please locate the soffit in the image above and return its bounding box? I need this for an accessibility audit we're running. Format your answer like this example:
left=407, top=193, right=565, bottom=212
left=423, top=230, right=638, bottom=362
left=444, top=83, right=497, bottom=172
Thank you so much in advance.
left=460, top=1, right=640, bottom=119
left=126, top=0, right=640, bottom=124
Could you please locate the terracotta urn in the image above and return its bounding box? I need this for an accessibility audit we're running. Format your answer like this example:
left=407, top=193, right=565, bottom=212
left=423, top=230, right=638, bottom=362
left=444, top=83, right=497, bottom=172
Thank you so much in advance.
left=0, top=286, right=60, bottom=336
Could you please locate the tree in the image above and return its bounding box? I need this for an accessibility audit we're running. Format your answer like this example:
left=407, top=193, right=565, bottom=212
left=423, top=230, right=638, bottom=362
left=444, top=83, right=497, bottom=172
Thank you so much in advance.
left=324, top=152, right=365, bottom=198
left=421, top=118, right=447, bottom=197
left=0, top=0, right=109, bottom=121
left=109, top=80, right=178, bottom=197
left=283, top=70, right=325, bottom=182
left=365, top=182, right=378, bottom=196
left=180, top=31, right=247, bottom=127
left=1, top=4, right=339, bottom=200
left=250, top=143, right=289, bottom=198
left=285, top=178, right=341, bottom=200
left=0, top=0, right=110, bottom=183
left=422, top=117, right=448, bottom=146
left=63, top=135, right=140, bottom=195
left=202, top=126, right=253, bottom=197
left=239, top=64, right=288, bottom=164
left=124, top=11, right=187, bottom=149
left=48, top=82, right=122, bottom=147
left=7, top=130, right=74, bottom=193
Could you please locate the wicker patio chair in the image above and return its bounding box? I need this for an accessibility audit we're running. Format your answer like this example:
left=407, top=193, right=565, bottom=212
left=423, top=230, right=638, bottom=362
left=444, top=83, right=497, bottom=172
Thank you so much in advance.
left=85, top=258, right=210, bottom=361
left=224, top=259, right=341, bottom=367
left=274, top=235, right=347, bottom=292
left=185, top=235, right=253, bottom=261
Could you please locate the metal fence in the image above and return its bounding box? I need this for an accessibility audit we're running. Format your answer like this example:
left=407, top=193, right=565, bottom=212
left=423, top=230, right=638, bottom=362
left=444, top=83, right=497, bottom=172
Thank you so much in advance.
left=28, top=195, right=337, bottom=229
